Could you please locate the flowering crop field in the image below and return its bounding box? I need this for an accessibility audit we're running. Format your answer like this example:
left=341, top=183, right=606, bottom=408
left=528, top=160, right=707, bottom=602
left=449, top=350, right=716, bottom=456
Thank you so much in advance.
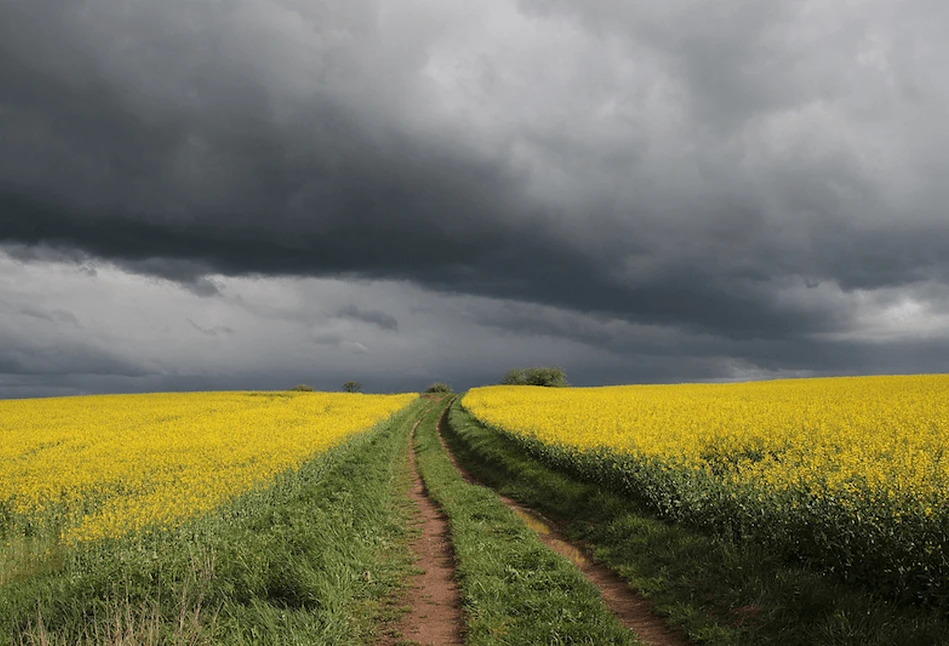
left=463, top=375, right=949, bottom=603
left=0, top=391, right=417, bottom=543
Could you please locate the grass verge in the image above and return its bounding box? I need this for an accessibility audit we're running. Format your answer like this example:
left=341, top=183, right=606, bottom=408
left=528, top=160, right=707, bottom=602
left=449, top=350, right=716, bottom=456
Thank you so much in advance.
left=445, top=400, right=949, bottom=646
left=413, top=397, right=639, bottom=645
left=2, top=398, right=427, bottom=646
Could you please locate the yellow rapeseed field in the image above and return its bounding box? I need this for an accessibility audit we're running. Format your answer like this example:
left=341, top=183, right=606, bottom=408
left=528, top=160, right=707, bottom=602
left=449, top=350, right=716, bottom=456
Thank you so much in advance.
left=463, top=376, right=949, bottom=507
left=463, top=375, right=949, bottom=600
left=0, top=391, right=416, bottom=542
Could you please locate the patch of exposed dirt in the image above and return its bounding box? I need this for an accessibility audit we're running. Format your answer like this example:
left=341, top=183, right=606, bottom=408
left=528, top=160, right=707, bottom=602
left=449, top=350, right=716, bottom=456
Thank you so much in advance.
left=436, top=403, right=690, bottom=646
left=381, top=406, right=463, bottom=646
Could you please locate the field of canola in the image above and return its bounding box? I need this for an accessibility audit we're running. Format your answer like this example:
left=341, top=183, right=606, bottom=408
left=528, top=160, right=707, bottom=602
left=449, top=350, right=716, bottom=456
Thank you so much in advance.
left=463, top=375, right=949, bottom=604
left=0, top=391, right=417, bottom=542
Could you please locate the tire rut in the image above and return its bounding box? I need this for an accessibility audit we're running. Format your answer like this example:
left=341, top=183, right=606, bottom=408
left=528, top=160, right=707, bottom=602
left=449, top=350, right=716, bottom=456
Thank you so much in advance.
left=382, top=401, right=463, bottom=646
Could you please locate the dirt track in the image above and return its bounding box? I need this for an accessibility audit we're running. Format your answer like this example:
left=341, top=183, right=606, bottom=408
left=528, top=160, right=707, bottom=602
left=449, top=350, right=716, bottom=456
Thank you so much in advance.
left=435, top=403, right=689, bottom=646
left=382, top=405, right=463, bottom=646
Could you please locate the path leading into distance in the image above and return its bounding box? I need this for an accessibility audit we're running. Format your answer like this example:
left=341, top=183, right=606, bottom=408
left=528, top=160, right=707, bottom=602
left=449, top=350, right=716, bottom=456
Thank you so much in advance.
left=383, top=400, right=464, bottom=646
left=386, top=396, right=688, bottom=646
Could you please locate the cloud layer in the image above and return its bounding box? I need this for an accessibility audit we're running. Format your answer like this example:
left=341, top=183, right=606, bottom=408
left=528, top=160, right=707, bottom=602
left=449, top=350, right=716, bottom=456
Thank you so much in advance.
left=2, top=0, right=949, bottom=395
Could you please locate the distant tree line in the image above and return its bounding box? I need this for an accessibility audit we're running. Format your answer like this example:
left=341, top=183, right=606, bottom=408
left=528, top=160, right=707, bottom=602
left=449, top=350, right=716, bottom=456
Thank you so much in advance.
left=289, top=382, right=364, bottom=393
left=287, top=369, right=568, bottom=395
left=501, top=366, right=568, bottom=387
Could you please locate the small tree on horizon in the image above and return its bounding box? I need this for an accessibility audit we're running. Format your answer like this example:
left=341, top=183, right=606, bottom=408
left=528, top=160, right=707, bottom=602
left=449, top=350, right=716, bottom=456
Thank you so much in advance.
left=342, top=381, right=363, bottom=393
left=501, top=366, right=568, bottom=387
left=425, top=382, right=452, bottom=394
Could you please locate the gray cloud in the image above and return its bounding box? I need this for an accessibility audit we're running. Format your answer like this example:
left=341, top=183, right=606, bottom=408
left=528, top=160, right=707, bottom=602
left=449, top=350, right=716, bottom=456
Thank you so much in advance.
left=336, top=305, right=399, bottom=332
left=18, top=306, right=82, bottom=328
left=0, top=342, right=146, bottom=378
left=311, top=332, right=371, bottom=355
left=186, top=318, right=234, bottom=337
left=2, top=0, right=949, bottom=393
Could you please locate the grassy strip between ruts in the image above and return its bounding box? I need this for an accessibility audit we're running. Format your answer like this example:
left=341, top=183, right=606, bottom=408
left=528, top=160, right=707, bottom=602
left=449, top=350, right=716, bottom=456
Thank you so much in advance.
left=413, top=397, right=640, bottom=645
left=2, top=397, right=428, bottom=646
left=445, top=400, right=949, bottom=646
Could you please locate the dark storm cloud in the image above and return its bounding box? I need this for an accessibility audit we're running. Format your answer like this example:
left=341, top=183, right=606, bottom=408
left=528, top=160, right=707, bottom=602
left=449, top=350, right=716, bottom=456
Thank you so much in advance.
left=2, top=0, right=949, bottom=386
left=475, top=302, right=618, bottom=348
left=0, top=184, right=833, bottom=341
left=472, top=291, right=949, bottom=383
left=473, top=301, right=788, bottom=372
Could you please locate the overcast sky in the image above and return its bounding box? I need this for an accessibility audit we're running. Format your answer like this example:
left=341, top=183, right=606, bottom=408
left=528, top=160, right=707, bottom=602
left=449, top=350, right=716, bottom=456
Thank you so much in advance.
left=2, top=0, right=949, bottom=397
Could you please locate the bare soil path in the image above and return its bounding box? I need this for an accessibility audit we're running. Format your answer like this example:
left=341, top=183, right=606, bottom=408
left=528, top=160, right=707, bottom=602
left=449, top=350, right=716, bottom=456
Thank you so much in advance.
left=436, top=403, right=690, bottom=646
left=382, top=403, right=463, bottom=646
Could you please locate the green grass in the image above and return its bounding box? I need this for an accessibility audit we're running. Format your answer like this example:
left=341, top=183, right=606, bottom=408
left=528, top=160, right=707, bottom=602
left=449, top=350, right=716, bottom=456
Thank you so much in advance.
left=2, top=398, right=429, bottom=646
left=445, top=400, right=949, bottom=646
left=413, top=397, right=640, bottom=645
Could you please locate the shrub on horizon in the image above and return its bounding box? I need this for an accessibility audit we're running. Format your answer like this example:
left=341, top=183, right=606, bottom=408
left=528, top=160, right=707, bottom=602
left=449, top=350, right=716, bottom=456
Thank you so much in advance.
left=501, top=366, right=568, bottom=387
left=343, top=381, right=363, bottom=393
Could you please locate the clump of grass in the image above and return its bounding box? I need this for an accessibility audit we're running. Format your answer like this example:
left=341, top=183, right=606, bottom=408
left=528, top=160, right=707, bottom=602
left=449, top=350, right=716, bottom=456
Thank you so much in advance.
left=18, top=563, right=213, bottom=646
